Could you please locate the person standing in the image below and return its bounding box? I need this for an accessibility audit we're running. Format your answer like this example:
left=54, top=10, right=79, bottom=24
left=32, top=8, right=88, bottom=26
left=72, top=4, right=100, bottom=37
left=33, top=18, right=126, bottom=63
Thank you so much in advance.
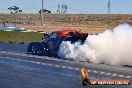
left=81, top=67, right=91, bottom=86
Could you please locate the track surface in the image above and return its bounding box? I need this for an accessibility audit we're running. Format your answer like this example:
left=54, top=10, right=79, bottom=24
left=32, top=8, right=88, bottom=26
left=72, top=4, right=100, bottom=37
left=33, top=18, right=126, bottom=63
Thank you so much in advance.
left=0, top=42, right=131, bottom=88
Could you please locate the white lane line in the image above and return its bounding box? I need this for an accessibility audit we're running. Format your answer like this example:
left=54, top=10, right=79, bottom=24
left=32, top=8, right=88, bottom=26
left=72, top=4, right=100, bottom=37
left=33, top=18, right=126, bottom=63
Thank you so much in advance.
left=47, top=63, right=54, bottom=67
left=93, top=70, right=98, bottom=73
left=24, top=60, right=30, bottom=63
left=111, top=73, right=117, bottom=77
left=87, top=70, right=91, bottom=72
left=106, top=73, right=112, bottom=76
left=35, top=62, right=41, bottom=64
left=30, top=61, right=35, bottom=63
left=118, top=75, right=125, bottom=78
left=125, top=76, right=132, bottom=79
left=1, top=56, right=132, bottom=79
left=55, top=65, right=60, bottom=67
left=67, top=67, right=74, bottom=70
left=0, top=57, right=81, bottom=71
left=21, top=66, right=25, bottom=68
left=37, top=69, right=41, bottom=70
left=0, top=57, right=77, bottom=71
left=42, top=63, right=46, bottom=65
left=0, top=51, right=71, bottom=63
left=63, top=60, right=70, bottom=62
left=21, top=60, right=26, bottom=62
left=61, top=66, right=66, bottom=68
left=31, top=61, right=36, bottom=64
left=75, top=68, right=80, bottom=71
left=100, top=72, right=105, bottom=74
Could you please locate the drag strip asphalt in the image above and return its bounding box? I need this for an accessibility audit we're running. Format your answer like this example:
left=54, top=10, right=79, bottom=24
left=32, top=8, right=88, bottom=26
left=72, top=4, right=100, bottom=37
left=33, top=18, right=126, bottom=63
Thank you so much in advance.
left=0, top=42, right=131, bottom=88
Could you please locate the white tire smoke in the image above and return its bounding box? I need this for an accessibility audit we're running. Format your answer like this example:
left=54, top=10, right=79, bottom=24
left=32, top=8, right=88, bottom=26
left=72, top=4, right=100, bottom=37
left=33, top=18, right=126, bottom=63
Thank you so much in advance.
left=58, top=24, right=132, bottom=66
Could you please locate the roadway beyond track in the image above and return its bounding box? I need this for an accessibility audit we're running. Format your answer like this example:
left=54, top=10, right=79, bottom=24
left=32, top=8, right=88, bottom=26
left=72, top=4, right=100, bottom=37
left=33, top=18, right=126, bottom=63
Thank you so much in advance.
left=0, top=42, right=131, bottom=88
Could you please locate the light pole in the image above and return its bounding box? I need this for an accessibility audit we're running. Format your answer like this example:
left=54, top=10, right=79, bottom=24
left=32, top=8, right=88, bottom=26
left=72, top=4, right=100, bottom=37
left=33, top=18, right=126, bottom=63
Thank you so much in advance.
left=108, top=0, right=111, bottom=14
left=41, top=0, right=44, bottom=27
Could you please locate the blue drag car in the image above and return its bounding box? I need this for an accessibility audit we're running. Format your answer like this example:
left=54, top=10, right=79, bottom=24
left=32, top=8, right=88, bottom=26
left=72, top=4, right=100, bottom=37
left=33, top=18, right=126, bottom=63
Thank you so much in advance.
left=27, top=30, right=88, bottom=56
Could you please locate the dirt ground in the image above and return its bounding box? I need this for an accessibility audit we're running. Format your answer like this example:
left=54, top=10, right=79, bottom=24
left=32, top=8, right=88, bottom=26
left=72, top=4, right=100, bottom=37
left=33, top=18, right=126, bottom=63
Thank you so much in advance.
left=1, top=14, right=132, bottom=34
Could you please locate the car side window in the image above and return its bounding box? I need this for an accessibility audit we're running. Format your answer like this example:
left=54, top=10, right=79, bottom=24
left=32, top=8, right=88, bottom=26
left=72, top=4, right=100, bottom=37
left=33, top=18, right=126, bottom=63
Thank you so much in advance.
left=49, top=32, right=57, bottom=39
left=69, top=32, right=77, bottom=36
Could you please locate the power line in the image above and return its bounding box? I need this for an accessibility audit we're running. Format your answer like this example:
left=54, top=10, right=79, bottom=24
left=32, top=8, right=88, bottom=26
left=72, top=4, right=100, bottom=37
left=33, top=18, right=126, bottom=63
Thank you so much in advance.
left=67, top=6, right=91, bottom=14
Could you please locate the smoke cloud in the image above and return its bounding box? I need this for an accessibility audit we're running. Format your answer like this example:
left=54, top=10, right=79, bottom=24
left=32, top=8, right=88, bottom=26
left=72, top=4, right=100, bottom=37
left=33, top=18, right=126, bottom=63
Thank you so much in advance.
left=58, top=24, right=132, bottom=66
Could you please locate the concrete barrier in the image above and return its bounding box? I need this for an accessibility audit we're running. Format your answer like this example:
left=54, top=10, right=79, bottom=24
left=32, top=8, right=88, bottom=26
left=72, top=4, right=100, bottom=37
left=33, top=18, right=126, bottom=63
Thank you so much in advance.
left=0, top=30, right=43, bottom=43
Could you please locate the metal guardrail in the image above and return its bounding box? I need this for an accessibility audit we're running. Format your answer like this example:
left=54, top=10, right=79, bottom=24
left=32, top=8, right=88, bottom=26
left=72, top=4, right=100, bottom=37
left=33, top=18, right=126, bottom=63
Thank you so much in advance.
left=0, top=27, right=25, bottom=31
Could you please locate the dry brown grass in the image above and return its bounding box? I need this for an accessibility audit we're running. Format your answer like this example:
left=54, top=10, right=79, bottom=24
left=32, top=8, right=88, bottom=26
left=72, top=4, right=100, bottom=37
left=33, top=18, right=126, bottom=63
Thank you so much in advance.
left=0, top=14, right=132, bottom=34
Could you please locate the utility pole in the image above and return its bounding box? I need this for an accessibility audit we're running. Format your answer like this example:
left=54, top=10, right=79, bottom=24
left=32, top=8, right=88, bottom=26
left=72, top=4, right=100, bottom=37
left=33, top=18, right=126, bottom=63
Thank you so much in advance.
left=108, top=0, right=111, bottom=14
left=64, top=5, right=67, bottom=14
left=61, top=4, right=68, bottom=14
left=57, top=4, right=61, bottom=13
left=41, top=0, right=44, bottom=27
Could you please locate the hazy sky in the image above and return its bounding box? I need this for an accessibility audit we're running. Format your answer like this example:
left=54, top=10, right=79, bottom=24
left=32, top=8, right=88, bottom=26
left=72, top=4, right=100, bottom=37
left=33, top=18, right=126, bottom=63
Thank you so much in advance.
left=0, top=0, right=132, bottom=14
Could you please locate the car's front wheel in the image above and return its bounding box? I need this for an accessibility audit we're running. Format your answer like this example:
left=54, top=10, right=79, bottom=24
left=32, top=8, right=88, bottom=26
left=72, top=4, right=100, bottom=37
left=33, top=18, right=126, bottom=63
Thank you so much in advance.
left=31, top=42, right=49, bottom=56
left=31, top=44, right=41, bottom=55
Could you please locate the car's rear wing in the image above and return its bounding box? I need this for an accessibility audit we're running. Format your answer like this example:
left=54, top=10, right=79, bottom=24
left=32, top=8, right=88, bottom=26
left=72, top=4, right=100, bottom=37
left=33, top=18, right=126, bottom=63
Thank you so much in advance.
left=81, top=33, right=88, bottom=43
